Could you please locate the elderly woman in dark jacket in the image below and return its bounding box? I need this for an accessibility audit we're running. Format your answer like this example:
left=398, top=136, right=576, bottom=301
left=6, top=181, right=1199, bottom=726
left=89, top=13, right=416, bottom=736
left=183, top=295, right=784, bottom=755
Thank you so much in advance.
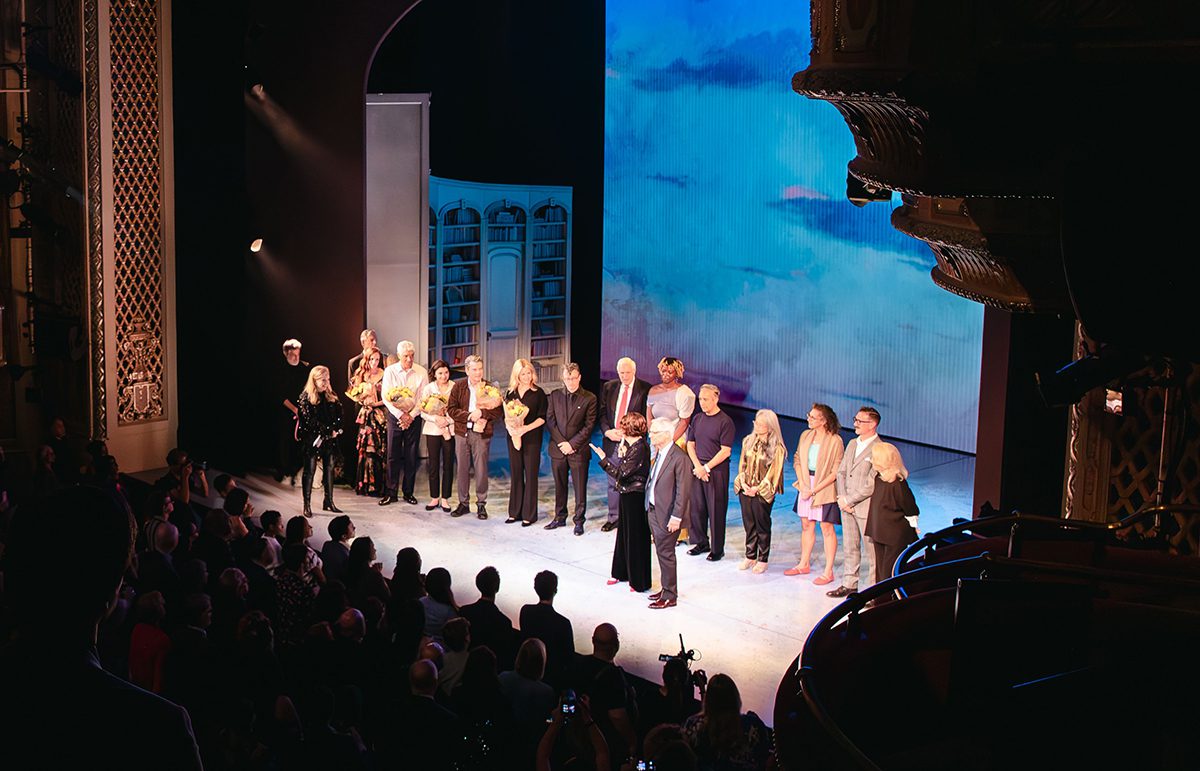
left=592, top=412, right=652, bottom=592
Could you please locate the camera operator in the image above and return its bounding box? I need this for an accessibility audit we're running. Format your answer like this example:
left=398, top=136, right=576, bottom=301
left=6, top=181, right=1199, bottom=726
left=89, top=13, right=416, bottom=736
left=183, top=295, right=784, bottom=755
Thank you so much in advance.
left=638, top=657, right=701, bottom=741
left=154, top=448, right=209, bottom=532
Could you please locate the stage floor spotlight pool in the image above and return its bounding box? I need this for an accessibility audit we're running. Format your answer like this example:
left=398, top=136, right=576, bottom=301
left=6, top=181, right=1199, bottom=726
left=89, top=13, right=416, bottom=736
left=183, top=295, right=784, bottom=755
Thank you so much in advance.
left=250, top=238, right=263, bottom=253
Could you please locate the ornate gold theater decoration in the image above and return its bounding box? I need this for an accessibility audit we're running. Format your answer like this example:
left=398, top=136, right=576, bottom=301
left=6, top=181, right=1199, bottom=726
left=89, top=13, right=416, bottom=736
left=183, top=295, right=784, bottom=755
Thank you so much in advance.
left=108, top=0, right=167, bottom=425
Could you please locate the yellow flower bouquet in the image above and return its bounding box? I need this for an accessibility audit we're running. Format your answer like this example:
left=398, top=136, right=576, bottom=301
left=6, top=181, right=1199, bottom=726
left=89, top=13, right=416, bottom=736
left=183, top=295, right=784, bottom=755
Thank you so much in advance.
left=421, top=392, right=451, bottom=439
left=345, top=381, right=372, bottom=404
left=476, top=383, right=503, bottom=410
left=385, top=386, right=416, bottom=412
left=504, top=399, right=530, bottom=450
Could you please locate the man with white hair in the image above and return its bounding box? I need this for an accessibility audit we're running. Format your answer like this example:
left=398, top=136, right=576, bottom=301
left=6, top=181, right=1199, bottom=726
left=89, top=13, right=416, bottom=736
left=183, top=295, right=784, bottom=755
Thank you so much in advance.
left=646, top=417, right=690, bottom=609
left=598, top=357, right=650, bottom=531
left=380, top=340, right=429, bottom=507
left=275, top=338, right=308, bottom=483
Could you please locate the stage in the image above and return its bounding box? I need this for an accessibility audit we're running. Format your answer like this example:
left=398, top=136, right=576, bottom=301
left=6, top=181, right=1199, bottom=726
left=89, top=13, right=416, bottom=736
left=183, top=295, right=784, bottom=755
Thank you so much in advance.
left=144, top=424, right=972, bottom=724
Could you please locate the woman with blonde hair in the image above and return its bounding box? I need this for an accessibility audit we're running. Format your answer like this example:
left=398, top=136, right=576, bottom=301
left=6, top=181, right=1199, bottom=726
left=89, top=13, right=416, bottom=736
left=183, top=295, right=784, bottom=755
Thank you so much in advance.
left=733, top=409, right=786, bottom=573
left=865, top=441, right=919, bottom=599
left=785, top=403, right=845, bottom=585
left=504, top=358, right=547, bottom=526
left=297, top=365, right=343, bottom=516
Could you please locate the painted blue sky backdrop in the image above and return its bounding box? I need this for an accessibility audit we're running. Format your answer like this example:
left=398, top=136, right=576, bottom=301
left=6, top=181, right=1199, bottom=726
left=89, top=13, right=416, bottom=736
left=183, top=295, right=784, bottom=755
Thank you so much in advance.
left=602, top=0, right=983, bottom=451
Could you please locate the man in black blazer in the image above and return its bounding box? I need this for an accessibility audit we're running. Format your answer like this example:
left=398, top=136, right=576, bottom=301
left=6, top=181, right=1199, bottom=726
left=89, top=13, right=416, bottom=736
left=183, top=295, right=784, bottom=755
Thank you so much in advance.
left=519, top=570, right=576, bottom=689
left=598, top=357, right=651, bottom=530
left=546, top=362, right=599, bottom=535
left=458, top=566, right=518, bottom=670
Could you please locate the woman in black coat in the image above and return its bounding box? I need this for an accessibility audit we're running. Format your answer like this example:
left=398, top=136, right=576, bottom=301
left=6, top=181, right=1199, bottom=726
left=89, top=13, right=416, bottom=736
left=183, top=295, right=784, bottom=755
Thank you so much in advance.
left=864, top=441, right=920, bottom=601
left=592, top=412, right=652, bottom=592
left=296, top=365, right=344, bottom=516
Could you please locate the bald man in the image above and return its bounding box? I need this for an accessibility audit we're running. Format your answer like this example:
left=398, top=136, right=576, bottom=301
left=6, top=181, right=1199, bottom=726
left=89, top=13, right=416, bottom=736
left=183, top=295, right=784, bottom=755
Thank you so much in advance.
left=571, top=623, right=638, bottom=762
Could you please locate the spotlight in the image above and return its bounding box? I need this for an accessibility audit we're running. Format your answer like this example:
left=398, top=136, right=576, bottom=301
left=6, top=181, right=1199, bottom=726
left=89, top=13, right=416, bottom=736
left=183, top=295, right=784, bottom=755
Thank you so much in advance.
left=1035, top=346, right=1145, bottom=407
left=249, top=238, right=263, bottom=253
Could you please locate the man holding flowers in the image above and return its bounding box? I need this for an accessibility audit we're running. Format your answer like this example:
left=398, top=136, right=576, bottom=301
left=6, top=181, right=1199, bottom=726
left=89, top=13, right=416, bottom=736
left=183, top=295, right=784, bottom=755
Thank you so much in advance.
left=448, top=354, right=504, bottom=519
left=379, top=340, right=428, bottom=507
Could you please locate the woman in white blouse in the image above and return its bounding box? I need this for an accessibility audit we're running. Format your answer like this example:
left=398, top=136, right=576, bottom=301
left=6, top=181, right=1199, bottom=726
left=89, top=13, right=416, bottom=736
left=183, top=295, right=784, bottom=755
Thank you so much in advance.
left=419, top=359, right=456, bottom=512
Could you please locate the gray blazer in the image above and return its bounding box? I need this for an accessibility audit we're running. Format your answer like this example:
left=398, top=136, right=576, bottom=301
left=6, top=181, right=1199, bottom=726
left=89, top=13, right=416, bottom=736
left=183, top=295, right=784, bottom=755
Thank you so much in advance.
left=648, top=443, right=691, bottom=525
left=836, top=436, right=878, bottom=510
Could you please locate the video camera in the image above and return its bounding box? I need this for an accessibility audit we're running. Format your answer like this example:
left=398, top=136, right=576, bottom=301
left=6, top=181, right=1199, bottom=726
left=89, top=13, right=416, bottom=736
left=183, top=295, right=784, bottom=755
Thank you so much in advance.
left=658, top=633, right=707, bottom=697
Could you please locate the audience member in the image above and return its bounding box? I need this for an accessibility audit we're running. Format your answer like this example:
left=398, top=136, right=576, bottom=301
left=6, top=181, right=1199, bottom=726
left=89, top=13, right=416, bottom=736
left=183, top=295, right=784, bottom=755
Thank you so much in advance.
left=276, top=542, right=318, bottom=644
left=212, top=473, right=237, bottom=498
left=537, top=692, right=611, bottom=771
left=259, top=509, right=284, bottom=573
left=500, top=638, right=558, bottom=761
left=128, top=591, right=171, bottom=694
left=438, top=617, right=472, bottom=699
left=639, top=657, right=702, bottom=739
left=520, top=569, right=576, bottom=688
left=0, top=486, right=203, bottom=769
left=420, top=567, right=459, bottom=642
left=452, top=646, right=514, bottom=769
left=346, top=536, right=391, bottom=608
left=459, top=565, right=517, bottom=669
left=240, top=535, right=279, bottom=618
left=680, top=674, right=771, bottom=771
left=320, top=514, right=355, bottom=582
left=571, top=623, right=639, bottom=769
left=284, top=514, right=325, bottom=587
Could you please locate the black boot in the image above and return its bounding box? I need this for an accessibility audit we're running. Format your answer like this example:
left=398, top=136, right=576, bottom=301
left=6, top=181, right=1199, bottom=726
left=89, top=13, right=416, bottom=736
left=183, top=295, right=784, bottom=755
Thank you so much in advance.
left=323, top=484, right=342, bottom=513
left=302, top=491, right=313, bottom=518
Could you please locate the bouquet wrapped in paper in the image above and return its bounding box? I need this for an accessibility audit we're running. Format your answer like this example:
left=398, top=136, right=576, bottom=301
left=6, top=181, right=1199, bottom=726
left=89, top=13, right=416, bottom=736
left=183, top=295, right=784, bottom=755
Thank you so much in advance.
left=504, top=399, right=531, bottom=450
left=385, top=386, right=416, bottom=413
left=476, top=383, right=503, bottom=410
left=421, top=392, right=451, bottom=439
left=345, top=381, right=372, bottom=405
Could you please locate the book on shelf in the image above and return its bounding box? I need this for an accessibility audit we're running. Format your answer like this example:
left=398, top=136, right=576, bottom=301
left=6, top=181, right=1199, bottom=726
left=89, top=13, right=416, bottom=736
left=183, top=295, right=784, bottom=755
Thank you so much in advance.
left=531, top=339, right=563, bottom=358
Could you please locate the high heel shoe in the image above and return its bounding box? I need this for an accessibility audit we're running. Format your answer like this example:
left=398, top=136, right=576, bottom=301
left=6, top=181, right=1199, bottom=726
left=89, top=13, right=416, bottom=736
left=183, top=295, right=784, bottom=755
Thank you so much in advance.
left=323, top=501, right=343, bottom=513
left=303, top=503, right=313, bottom=517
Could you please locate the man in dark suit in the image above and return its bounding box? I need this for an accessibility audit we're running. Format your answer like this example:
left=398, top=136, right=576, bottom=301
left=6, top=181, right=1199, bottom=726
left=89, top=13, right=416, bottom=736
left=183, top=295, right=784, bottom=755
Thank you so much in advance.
left=646, top=418, right=691, bottom=609
left=519, top=570, right=576, bottom=688
left=598, top=356, right=651, bottom=531
left=546, top=362, right=599, bottom=535
left=345, top=328, right=377, bottom=385
left=458, top=566, right=517, bottom=670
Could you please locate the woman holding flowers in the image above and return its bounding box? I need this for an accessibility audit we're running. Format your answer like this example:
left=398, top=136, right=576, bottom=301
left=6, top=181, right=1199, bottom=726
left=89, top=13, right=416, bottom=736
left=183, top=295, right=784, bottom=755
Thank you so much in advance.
left=349, top=346, right=386, bottom=497
left=297, top=365, right=343, bottom=517
left=504, top=358, right=547, bottom=526
left=420, top=359, right=456, bottom=511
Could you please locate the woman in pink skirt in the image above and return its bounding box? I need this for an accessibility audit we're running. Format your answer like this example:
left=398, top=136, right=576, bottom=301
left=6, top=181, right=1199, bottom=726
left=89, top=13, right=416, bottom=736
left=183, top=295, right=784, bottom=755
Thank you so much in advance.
left=785, top=403, right=844, bottom=585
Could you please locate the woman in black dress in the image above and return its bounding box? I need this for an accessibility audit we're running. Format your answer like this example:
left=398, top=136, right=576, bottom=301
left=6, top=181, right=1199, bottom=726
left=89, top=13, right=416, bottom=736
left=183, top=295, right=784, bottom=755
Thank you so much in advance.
left=503, top=358, right=548, bottom=526
left=591, top=412, right=652, bottom=593
left=297, top=365, right=344, bottom=516
left=864, top=441, right=920, bottom=601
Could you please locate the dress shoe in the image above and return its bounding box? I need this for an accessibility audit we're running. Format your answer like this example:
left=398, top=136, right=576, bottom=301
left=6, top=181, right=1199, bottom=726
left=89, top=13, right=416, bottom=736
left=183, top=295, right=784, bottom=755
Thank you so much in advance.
left=403, top=495, right=418, bottom=505
left=441, top=504, right=452, bottom=513
left=322, top=501, right=343, bottom=513
left=425, top=502, right=439, bottom=511
left=705, top=552, right=724, bottom=562
left=687, top=545, right=710, bottom=556
left=752, top=561, right=768, bottom=574
left=606, top=578, right=621, bottom=586
left=504, top=517, right=520, bottom=524
left=738, top=558, right=756, bottom=571
left=648, top=597, right=677, bottom=609
left=826, top=585, right=853, bottom=598
left=544, top=520, right=566, bottom=530
left=573, top=524, right=584, bottom=536
left=600, top=521, right=618, bottom=532
left=648, top=590, right=663, bottom=601
left=378, top=495, right=396, bottom=506
left=783, top=564, right=811, bottom=576
left=521, top=518, right=537, bottom=527
left=476, top=504, right=488, bottom=520
left=451, top=503, right=469, bottom=518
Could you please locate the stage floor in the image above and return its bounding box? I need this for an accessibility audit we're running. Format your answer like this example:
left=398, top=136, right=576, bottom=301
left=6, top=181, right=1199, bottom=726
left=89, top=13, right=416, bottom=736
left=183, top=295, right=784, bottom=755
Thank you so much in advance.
left=145, top=426, right=972, bottom=724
